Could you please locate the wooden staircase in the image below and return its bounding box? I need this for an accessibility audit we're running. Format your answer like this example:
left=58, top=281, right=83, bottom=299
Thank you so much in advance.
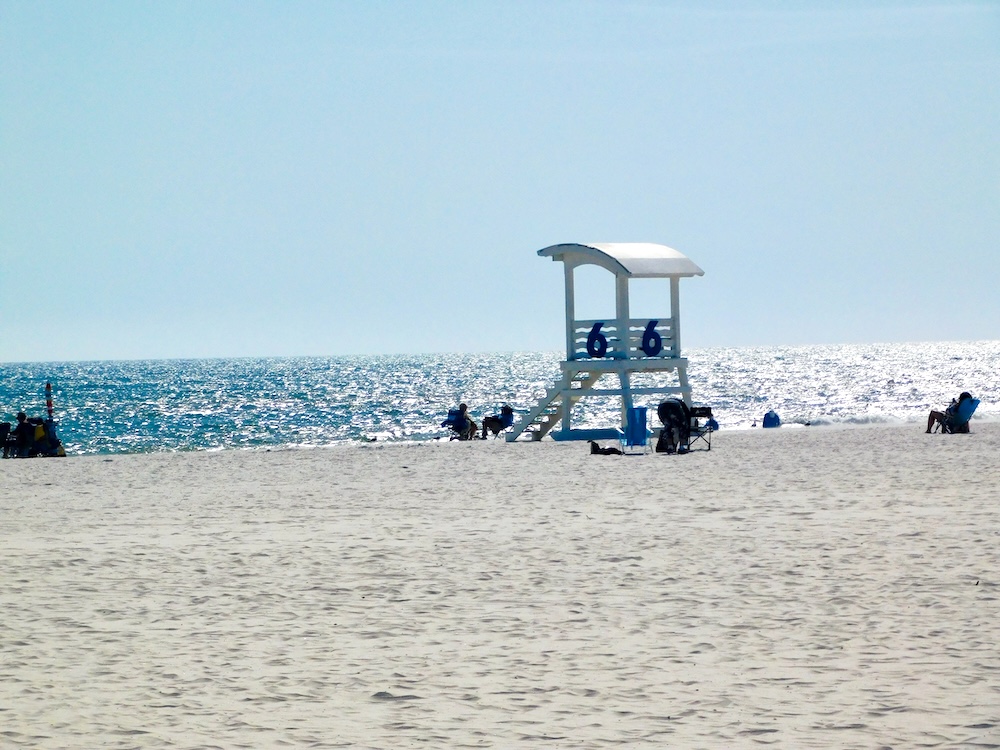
left=505, top=369, right=604, bottom=441
left=505, top=357, right=693, bottom=442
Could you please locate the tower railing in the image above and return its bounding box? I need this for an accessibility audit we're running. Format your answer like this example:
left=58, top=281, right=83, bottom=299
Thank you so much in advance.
left=569, top=318, right=677, bottom=361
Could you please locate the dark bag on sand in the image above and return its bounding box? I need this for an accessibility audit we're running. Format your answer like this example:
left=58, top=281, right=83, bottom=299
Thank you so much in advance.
left=589, top=441, right=622, bottom=456
left=655, top=430, right=673, bottom=453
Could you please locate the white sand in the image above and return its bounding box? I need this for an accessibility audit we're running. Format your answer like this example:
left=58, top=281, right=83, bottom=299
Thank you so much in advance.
left=1, top=422, right=999, bottom=749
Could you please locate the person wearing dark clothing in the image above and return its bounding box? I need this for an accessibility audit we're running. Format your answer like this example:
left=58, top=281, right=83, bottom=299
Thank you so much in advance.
left=926, top=391, right=974, bottom=433
left=11, top=412, right=35, bottom=457
left=656, top=398, right=691, bottom=453
left=480, top=405, right=514, bottom=439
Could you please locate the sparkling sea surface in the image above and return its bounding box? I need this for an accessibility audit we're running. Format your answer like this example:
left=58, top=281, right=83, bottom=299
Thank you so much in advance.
left=2, top=340, right=997, bottom=455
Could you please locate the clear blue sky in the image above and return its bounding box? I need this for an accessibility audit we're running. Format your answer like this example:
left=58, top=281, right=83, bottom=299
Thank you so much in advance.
left=2, top=1, right=997, bottom=362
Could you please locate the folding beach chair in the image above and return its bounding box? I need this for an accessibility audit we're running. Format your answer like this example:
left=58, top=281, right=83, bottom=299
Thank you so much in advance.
left=441, top=408, right=475, bottom=440
left=937, top=397, right=980, bottom=434
left=618, top=406, right=652, bottom=454
left=689, top=406, right=715, bottom=451
left=481, top=405, right=515, bottom=439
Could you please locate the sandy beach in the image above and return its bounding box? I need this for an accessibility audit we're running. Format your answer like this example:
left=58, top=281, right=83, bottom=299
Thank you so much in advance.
left=1, top=422, right=998, bottom=749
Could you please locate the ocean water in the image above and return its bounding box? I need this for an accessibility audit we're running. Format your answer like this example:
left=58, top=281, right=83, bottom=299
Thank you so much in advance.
left=2, top=340, right=997, bottom=455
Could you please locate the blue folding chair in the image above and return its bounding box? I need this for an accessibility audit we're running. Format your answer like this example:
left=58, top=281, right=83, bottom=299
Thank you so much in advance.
left=441, top=408, right=475, bottom=440
left=939, top=397, right=980, bottom=434
left=618, top=406, right=651, bottom=453
left=481, top=405, right=515, bottom=439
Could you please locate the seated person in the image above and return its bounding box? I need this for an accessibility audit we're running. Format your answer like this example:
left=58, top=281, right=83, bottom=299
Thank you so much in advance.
left=926, top=391, right=974, bottom=433
left=441, top=403, right=478, bottom=440
left=11, top=412, right=35, bottom=457
left=480, top=405, right=514, bottom=439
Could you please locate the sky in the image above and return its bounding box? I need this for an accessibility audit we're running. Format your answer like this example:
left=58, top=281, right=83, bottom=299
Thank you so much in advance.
left=1, top=1, right=998, bottom=362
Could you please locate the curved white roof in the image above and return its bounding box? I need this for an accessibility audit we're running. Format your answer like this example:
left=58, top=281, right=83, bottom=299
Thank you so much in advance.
left=538, top=242, right=704, bottom=278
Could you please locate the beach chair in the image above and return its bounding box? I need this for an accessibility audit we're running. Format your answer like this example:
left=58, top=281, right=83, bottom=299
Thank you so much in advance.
left=689, top=406, right=714, bottom=451
left=481, top=405, right=515, bottom=439
left=937, top=398, right=980, bottom=434
left=618, top=406, right=652, bottom=453
left=441, top=408, right=474, bottom=440
left=441, top=408, right=464, bottom=439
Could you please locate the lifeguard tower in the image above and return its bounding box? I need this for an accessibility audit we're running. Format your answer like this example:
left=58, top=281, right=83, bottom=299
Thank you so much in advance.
left=506, top=242, right=704, bottom=442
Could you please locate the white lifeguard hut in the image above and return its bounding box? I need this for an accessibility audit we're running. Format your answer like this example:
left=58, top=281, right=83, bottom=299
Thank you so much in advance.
left=506, top=242, right=704, bottom=442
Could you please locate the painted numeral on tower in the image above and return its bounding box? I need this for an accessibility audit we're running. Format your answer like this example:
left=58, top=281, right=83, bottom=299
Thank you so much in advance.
left=586, top=322, right=608, bottom=358
left=640, top=320, right=662, bottom=357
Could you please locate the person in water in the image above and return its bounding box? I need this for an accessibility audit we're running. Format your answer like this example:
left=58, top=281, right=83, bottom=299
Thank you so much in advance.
left=926, top=391, right=974, bottom=433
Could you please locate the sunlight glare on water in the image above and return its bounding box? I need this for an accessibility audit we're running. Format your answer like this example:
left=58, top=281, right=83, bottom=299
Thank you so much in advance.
left=1, top=341, right=996, bottom=454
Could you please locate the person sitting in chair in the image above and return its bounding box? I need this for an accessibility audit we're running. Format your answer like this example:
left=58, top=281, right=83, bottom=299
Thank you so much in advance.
left=480, top=405, right=514, bottom=439
left=11, top=412, right=35, bottom=457
left=926, top=391, right=974, bottom=433
left=441, top=403, right=478, bottom=440
left=458, top=403, right=478, bottom=440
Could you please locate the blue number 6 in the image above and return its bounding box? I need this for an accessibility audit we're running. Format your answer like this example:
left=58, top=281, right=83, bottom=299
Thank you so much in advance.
left=640, top=320, right=662, bottom=357
left=586, top=322, right=608, bottom=358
